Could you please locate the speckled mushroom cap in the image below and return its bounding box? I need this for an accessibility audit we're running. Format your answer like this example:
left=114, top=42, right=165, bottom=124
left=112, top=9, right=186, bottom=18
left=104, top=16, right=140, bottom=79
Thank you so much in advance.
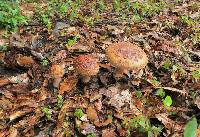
left=74, top=55, right=99, bottom=76
left=105, top=42, right=148, bottom=71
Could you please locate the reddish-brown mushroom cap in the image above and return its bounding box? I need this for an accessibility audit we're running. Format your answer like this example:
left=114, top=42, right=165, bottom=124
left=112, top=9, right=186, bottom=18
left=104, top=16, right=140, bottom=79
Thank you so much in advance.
left=105, top=42, right=148, bottom=72
left=74, top=55, right=99, bottom=82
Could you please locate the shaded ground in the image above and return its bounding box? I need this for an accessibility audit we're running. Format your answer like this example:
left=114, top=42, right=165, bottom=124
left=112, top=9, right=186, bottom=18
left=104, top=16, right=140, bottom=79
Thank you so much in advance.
left=0, top=0, right=200, bottom=137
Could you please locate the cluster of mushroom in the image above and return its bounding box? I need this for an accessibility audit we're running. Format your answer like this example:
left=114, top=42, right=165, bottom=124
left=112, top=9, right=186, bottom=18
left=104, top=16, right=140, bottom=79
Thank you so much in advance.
left=74, top=42, right=148, bottom=82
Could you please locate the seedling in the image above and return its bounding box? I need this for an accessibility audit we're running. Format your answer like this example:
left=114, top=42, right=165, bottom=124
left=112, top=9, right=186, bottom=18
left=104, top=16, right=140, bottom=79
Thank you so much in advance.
left=67, top=34, right=80, bottom=47
left=135, top=90, right=142, bottom=98
left=0, top=1, right=27, bottom=31
left=97, top=0, right=106, bottom=12
left=40, top=59, right=49, bottom=66
left=56, top=95, right=64, bottom=109
left=42, top=107, right=52, bottom=120
left=155, top=88, right=165, bottom=98
left=192, top=68, right=200, bottom=78
left=113, top=0, right=121, bottom=12
left=41, top=14, right=52, bottom=29
left=74, top=108, right=84, bottom=119
left=162, top=58, right=172, bottom=70
left=162, top=96, right=172, bottom=107
left=86, top=133, right=96, bottom=137
left=0, top=45, right=8, bottom=51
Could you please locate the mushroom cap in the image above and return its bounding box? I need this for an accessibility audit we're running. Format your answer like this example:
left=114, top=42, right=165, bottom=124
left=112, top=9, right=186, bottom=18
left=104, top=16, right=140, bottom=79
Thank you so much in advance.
left=105, top=42, right=148, bottom=70
left=74, top=55, right=99, bottom=76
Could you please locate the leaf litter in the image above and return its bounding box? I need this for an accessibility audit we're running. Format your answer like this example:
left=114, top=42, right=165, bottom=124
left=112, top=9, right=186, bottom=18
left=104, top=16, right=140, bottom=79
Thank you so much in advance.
left=0, top=0, right=200, bottom=136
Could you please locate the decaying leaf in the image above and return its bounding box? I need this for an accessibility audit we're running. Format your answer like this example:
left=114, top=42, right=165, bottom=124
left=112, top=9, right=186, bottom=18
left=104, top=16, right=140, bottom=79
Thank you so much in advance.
left=102, top=128, right=117, bottom=137
left=155, top=113, right=183, bottom=132
left=59, top=75, right=78, bottom=94
left=51, top=64, right=65, bottom=78
left=86, top=105, right=98, bottom=122
left=94, top=116, right=112, bottom=127
left=16, top=55, right=35, bottom=67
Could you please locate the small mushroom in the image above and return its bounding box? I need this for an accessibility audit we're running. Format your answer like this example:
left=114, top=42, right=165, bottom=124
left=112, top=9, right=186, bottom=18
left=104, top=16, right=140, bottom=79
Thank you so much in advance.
left=105, top=42, right=148, bottom=76
left=74, top=55, right=99, bottom=83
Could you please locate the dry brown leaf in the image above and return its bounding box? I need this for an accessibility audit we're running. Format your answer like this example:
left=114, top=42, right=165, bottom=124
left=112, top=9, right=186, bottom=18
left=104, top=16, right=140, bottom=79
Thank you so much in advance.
left=51, top=64, right=65, bottom=78
left=155, top=113, right=183, bottom=132
left=16, top=55, right=35, bottom=67
left=86, top=106, right=98, bottom=122
left=102, top=128, right=117, bottom=137
left=20, top=3, right=35, bottom=17
left=194, top=96, right=200, bottom=110
left=0, top=78, right=10, bottom=87
left=8, top=73, right=29, bottom=84
left=0, top=52, right=5, bottom=62
left=9, top=108, right=33, bottom=121
left=8, top=127, right=18, bottom=137
left=59, top=76, right=78, bottom=94
left=94, top=117, right=112, bottom=127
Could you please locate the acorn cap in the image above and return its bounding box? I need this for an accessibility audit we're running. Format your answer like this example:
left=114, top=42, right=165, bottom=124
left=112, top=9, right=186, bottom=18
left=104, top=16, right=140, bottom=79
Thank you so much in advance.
left=74, top=55, right=99, bottom=77
left=105, top=42, right=148, bottom=71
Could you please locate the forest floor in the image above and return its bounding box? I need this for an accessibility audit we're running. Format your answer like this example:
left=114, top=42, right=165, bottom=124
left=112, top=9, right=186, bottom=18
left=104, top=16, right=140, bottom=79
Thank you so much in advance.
left=0, top=0, right=200, bottom=137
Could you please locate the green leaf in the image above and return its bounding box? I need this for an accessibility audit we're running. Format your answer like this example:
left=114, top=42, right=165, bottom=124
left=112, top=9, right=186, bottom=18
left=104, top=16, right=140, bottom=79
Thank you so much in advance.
left=162, top=96, right=172, bottom=107
left=74, top=108, right=84, bottom=119
left=162, top=58, right=172, bottom=70
left=184, top=117, right=197, bottom=137
left=192, top=68, right=200, bottom=78
left=155, top=88, right=165, bottom=98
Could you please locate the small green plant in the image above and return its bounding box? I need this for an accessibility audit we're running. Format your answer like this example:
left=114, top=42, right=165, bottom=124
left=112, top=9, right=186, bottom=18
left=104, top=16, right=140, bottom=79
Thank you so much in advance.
left=132, top=14, right=142, bottom=23
left=192, top=68, right=200, bottom=78
left=40, top=59, right=49, bottom=66
left=181, top=15, right=195, bottom=26
left=41, top=14, right=52, bottom=29
left=162, top=58, right=172, bottom=70
left=151, top=78, right=161, bottom=87
left=135, top=90, right=143, bottom=98
left=67, top=35, right=80, bottom=47
left=125, top=0, right=131, bottom=10
left=74, top=108, right=84, bottom=119
left=86, top=133, right=96, bottom=137
left=0, top=45, right=8, bottom=51
left=56, top=95, right=64, bottom=109
left=132, top=1, right=140, bottom=12
left=0, top=1, right=27, bottom=31
left=155, top=88, right=165, bottom=98
left=122, top=115, right=163, bottom=136
left=184, top=117, right=197, bottom=137
left=162, top=95, right=172, bottom=107
left=42, top=107, right=52, bottom=120
left=113, top=0, right=121, bottom=12
left=97, top=0, right=106, bottom=12
left=141, top=1, right=165, bottom=17
left=85, top=17, right=94, bottom=27
left=130, top=115, right=151, bottom=132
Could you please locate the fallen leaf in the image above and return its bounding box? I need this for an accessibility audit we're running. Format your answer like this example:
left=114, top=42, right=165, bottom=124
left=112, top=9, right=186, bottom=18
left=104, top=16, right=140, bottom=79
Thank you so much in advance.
left=16, top=55, right=35, bottom=67
left=59, top=75, right=78, bottom=94
left=0, top=78, right=10, bottom=87
left=51, top=64, right=65, bottom=78
left=94, top=117, right=112, bottom=127
left=155, top=113, right=183, bottom=132
left=86, top=105, right=98, bottom=122
left=8, top=127, right=18, bottom=137
left=102, top=128, right=117, bottom=137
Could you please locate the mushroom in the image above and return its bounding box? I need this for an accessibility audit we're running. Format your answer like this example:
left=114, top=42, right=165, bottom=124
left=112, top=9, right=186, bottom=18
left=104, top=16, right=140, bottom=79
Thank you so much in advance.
left=74, top=55, right=99, bottom=83
left=105, top=42, right=148, bottom=76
